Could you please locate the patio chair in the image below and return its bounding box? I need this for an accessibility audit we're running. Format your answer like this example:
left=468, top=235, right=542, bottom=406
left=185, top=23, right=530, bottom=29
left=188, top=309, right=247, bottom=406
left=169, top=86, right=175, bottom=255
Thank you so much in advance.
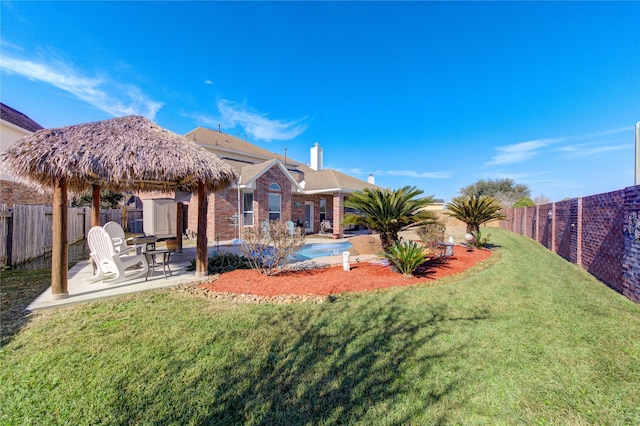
left=286, top=220, right=296, bottom=236
left=85, top=226, right=149, bottom=283
left=104, top=221, right=126, bottom=252
left=320, top=220, right=333, bottom=234
left=104, top=221, right=146, bottom=254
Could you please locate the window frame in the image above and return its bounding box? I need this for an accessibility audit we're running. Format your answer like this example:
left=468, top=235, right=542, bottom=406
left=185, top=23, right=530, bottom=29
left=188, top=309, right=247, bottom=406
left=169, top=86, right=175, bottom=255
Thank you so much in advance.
left=242, top=191, right=254, bottom=226
left=268, top=182, right=282, bottom=221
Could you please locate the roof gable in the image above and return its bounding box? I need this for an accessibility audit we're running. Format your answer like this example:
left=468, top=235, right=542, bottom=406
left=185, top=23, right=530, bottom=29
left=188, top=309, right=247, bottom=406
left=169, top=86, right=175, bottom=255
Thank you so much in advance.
left=240, top=159, right=302, bottom=192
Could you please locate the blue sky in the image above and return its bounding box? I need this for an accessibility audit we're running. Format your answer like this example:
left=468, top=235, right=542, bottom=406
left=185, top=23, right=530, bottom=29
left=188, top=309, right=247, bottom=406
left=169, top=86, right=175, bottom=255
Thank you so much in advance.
left=2, top=1, right=639, bottom=203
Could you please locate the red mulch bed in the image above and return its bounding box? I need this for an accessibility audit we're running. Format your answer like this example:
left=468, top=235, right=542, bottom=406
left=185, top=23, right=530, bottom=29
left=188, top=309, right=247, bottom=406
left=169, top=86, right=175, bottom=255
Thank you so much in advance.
left=200, top=246, right=492, bottom=296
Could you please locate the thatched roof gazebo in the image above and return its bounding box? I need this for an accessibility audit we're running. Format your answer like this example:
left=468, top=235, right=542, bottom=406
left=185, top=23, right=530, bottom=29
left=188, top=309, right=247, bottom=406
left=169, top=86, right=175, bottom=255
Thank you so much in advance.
left=1, top=115, right=238, bottom=298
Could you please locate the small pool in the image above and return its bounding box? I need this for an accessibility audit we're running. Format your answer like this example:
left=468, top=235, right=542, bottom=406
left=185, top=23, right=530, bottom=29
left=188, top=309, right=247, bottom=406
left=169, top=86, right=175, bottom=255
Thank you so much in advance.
left=294, top=242, right=353, bottom=261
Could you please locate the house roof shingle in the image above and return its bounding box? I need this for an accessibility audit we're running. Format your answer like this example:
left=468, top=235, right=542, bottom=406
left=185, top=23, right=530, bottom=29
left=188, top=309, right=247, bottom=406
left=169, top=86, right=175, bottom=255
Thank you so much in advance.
left=0, top=103, right=44, bottom=132
left=184, top=126, right=377, bottom=194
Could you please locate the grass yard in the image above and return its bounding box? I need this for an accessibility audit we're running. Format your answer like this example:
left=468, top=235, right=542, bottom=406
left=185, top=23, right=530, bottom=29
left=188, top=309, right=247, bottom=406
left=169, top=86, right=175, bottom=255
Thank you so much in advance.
left=1, top=229, right=639, bottom=425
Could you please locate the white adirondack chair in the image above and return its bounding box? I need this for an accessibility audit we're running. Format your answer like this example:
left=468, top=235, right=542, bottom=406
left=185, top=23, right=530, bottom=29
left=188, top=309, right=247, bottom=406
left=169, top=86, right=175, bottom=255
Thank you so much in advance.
left=85, top=226, right=149, bottom=283
left=103, top=221, right=127, bottom=253
left=285, top=220, right=296, bottom=236
left=104, top=221, right=145, bottom=254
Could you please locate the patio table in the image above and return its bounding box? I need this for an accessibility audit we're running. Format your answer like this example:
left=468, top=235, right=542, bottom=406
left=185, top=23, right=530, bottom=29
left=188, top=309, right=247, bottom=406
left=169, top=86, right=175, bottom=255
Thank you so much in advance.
left=144, top=249, right=174, bottom=280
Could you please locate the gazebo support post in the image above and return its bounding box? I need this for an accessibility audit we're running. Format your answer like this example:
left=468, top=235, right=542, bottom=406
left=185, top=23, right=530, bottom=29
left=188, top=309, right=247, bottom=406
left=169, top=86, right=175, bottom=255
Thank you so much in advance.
left=92, top=184, right=100, bottom=227
left=196, top=181, right=208, bottom=277
left=176, top=202, right=184, bottom=252
left=51, top=176, right=69, bottom=299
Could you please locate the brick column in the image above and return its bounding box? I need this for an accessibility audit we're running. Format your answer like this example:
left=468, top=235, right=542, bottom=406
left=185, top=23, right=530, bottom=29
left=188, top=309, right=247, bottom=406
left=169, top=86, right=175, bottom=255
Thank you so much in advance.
left=333, top=193, right=344, bottom=238
left=535, top=205, right=539, bottom=242
left=576, top=197, right=583, bottom=266
left=551, top=203, right=557, bottom=253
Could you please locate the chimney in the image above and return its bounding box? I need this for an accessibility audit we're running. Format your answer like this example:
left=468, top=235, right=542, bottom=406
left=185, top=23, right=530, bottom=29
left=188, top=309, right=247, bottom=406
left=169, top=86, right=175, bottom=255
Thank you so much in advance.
left=310, top=142, right=323, bottom=171
left=367, top=173, right=375, bottom=185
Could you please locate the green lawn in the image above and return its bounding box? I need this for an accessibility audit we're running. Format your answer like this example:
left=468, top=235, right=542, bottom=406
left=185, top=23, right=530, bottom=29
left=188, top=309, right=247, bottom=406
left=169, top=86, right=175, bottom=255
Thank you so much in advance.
left=1, top=229, right=639, bottom=425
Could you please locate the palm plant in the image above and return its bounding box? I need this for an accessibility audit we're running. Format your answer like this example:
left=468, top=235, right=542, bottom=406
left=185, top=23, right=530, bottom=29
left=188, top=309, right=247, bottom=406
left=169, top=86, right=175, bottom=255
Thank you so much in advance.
left=446, top=195, right=507, bottom=233
left=343, top=185, right=435, bottom=252
left=384, top=240, right=427, bottom=277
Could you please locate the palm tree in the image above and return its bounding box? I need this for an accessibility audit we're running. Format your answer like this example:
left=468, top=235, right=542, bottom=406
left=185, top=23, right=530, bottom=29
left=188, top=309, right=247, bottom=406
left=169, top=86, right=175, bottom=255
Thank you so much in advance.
left=343, top=186, right=435, bottom=252
left=446, top=195, right=506, bottom=233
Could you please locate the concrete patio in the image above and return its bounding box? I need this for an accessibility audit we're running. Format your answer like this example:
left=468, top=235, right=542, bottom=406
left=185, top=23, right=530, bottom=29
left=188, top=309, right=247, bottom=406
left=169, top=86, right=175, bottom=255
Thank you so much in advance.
left=26, top=235, right=376, bottom=312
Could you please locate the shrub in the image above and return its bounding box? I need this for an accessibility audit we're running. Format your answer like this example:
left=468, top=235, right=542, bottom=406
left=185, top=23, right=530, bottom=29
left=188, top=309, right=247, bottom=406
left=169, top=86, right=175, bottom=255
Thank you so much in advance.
left=384, top=240, right=427, bottom=277
left=446, top=195, right=506, bottom=233
left=513, top=196, right=536, bottom=208
left=240, top=221, right=306, bottom=275
left=466, top=230, right=491, bottom=249
left=416, top=218, right=446, bottom=254
left=187, top=253, right=251, bottom=274
left=343, top=186, right=435, bottom=252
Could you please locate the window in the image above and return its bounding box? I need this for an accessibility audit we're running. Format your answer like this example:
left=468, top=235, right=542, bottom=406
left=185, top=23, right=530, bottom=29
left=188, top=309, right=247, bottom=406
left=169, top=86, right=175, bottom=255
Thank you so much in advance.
left=319, top=198, right=327, bottom=222
left=268, top=182, right=281, bottom=221
left=243, top=192, right=254, bottom=226
left=269, top=193, right=281, bottom=221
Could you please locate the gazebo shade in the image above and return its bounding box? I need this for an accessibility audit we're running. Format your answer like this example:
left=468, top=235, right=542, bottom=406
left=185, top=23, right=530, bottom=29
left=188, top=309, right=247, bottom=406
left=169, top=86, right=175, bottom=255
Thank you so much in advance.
left=1, top=115, right=238, bottom=296
left=1, top=115, right=238, bottom=193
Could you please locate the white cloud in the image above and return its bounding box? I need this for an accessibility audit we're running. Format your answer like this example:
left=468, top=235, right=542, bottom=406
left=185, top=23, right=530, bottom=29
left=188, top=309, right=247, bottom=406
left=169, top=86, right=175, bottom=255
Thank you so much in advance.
left=217, top=100, right=307, bottom=142
left=1, top=56, right=163, bottom=119
left=485, top=138, right=559, bottom=166
left=558, top=143, right=629, bottom=157
left=386, top=169, right=452, bottom=179
left=203, top=79, right=214, bottom=85
left=575, top=126, right=634, bottom=140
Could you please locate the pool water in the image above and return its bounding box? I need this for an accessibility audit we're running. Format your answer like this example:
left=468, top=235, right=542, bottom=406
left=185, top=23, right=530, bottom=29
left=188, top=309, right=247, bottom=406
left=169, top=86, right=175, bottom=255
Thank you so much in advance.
left=294, top=242, right=353, bottom=261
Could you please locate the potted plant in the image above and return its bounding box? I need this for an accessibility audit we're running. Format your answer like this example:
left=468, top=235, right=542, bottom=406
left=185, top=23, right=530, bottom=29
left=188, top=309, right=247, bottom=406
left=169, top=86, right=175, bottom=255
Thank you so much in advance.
left=166, top=238, right=178, bottom=251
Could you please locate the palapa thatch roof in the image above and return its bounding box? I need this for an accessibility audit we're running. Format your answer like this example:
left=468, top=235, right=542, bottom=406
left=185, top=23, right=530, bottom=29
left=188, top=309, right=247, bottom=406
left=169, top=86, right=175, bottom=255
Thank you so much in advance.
left=1, top=115, right=238, bottom=193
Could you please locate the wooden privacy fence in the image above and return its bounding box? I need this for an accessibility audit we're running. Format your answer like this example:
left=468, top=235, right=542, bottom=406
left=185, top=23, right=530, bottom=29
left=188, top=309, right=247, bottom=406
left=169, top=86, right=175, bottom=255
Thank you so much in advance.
left=0, top=205, right=143, bottom=267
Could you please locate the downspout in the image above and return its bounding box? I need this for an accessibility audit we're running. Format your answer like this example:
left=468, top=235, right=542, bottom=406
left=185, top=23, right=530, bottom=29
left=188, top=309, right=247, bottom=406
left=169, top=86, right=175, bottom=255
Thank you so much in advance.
left=237, top=175, right=242, bottom=242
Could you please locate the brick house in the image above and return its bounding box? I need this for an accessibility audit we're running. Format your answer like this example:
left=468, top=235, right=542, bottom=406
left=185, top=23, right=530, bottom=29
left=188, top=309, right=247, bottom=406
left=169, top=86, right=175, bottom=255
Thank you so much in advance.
left=0, top=103, right=52, bottom=205
left=182, top=127, right=378, bottom=240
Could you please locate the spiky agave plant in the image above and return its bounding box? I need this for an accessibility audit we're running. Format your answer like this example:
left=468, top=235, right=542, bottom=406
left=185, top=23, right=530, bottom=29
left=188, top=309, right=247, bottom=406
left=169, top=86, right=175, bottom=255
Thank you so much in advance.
left=384, top=240, right=427, bottom=277
left=343, top=185, right=435, bottom=252
left=446, top=195, right=507, bottom=233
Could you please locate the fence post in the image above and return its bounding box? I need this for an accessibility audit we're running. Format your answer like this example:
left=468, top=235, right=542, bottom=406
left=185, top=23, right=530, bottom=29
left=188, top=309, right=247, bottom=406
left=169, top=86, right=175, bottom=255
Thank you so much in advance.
left=533, top=204, right=540, bottom=242
left=6, top=210, right=13, bottom=266
left=551, top=203, right=557, bottom=253
left=576, top=197, right=583, bottom=267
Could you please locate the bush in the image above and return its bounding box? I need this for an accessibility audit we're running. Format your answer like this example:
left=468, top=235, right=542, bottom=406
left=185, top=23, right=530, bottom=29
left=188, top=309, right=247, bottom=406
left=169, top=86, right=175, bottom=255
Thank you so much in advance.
left=384, top=241, right=427, bottom=277
left=416, top=219, right=446, bottom=254
left=240, top=221, right=306, bottom=275
left=187, top=253, right=251, bottom=274
left=513, top=196, right=536, bottom=208
left=466, top=230, right=491, bottom=249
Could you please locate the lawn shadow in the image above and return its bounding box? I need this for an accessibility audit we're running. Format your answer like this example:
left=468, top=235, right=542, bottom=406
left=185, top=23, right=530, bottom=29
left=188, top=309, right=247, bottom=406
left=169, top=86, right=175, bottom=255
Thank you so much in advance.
left=0, top=269, right=52, bottom=348
left=412, top=258, right=456, bottom=279
left=109, top=295, right=489, bottom=424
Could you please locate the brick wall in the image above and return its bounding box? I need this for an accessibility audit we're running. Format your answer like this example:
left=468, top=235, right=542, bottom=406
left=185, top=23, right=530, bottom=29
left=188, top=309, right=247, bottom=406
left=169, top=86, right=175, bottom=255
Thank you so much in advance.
left=582, top=190, right=625, bottom=292
left=554, top=199, right=573, bottom=263
left=525, top=206, right=536, bottom=239
left=1, top=180, right=52, bottom=205
left=538, top=204, right=553, bottom=251
left=500, top=185, right=640, bottom=303
left=623, top=187, right=640, bottom=299
left=255, top=166, right=292, bottom=225
left=213, top=186, right=239, bottom=240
